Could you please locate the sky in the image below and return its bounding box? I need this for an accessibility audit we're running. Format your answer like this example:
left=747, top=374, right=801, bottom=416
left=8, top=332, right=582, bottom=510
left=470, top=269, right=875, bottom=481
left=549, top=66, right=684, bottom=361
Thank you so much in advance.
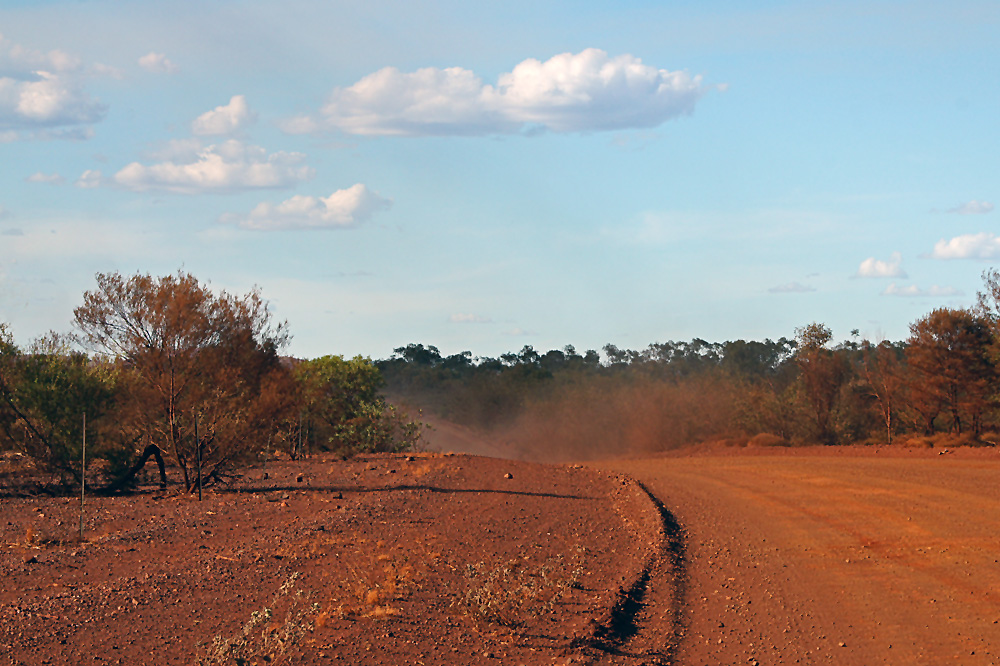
left=0, top=0, right=997, bottom=360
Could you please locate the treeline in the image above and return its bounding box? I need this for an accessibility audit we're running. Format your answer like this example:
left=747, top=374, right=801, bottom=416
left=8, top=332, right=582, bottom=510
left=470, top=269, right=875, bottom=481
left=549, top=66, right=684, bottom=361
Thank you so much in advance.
left=7, top=268, right=1000, bottom=487
left=0, top=272, right=421, bottom=493
left=379, top=270, right=1000, bottom=459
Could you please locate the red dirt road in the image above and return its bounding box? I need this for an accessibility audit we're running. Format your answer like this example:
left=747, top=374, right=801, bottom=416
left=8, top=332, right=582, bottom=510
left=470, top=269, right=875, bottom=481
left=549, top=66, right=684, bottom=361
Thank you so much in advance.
left=600, top=448, right=1000, bottom=665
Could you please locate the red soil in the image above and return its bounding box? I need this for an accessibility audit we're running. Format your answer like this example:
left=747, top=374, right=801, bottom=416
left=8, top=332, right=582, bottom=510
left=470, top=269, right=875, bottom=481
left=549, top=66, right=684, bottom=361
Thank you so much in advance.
left=0, top=453, right=667, bottom=666
left=6, top=442, right=1000, bottom=665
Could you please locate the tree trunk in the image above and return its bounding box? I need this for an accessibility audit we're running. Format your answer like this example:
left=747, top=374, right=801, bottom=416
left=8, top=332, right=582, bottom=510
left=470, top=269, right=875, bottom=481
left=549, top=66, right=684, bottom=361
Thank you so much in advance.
left=104, top=444, right=168, bottom=493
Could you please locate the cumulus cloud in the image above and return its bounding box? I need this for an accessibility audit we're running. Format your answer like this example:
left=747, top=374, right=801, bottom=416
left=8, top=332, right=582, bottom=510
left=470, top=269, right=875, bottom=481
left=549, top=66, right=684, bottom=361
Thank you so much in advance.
left=449, top=313, right=492, bottom=324
left=192, top=95, right=256, bottom=136
left=856, top=252, right=906, bottom=278
left=282, top=48, right=710, bottom=137
left=138, top=52, right=179, bottom=75
left=25, top=171, right=63, bottom=184
left=768, top=282, right=816, bottom=293
left=75, top=169, right=103, bottom=188
left=947, top=200, right=994, bottom=215
left=220, top=184, right=391, bottom=230
left=882, top=283, right=961, bottom=298
left=113, top=140, right=314, bottom=194
left=0, top=34, right=107, bottom=138
left=929, top=232, right=1000, bottom=260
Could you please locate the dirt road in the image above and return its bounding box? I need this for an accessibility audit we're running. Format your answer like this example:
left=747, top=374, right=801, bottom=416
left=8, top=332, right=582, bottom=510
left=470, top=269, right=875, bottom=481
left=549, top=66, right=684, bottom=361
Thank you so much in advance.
left=600, top=449, right=1000, bottom=665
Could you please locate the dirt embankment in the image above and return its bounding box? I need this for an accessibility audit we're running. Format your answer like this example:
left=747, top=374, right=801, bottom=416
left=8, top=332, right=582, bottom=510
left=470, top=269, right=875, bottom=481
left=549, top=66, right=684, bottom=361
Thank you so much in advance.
left=0, top=453, right=673, bottom=666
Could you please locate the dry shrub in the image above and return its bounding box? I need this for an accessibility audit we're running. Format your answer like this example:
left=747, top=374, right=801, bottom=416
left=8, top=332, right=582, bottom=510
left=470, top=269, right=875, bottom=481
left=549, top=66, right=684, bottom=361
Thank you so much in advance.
left=898, top=432, right=990, bottom=449
left=747, top=433, right=790, bottom=448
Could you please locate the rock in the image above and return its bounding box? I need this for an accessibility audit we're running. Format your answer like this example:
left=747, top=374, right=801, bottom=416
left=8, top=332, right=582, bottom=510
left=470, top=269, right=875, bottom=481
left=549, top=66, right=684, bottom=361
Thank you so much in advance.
left=504, top=473, right=513, bottom=479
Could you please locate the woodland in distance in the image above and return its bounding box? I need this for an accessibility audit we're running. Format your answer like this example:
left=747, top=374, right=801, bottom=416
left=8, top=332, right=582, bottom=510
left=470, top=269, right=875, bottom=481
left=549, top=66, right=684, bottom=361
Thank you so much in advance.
left=4, top=268, right=1000, bottom=492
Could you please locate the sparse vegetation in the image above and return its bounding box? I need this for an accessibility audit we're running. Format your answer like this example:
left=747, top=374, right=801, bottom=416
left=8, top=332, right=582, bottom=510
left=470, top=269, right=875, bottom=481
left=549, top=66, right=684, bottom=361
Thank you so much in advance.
left=1, top=271, right=425, bottom=493
left=198, top=572, right=320, bottom=666
left=450, top=553, right=585, bottom=628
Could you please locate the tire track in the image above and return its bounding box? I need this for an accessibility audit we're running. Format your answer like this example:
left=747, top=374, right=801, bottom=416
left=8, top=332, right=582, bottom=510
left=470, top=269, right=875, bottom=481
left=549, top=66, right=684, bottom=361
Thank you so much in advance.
left=579, top=477, right=689, bottom=665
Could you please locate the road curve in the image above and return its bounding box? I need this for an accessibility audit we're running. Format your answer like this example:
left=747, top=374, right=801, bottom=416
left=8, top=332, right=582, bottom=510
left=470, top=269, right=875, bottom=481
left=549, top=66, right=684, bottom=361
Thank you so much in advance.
left=597, top=451, right=1000, bottom=665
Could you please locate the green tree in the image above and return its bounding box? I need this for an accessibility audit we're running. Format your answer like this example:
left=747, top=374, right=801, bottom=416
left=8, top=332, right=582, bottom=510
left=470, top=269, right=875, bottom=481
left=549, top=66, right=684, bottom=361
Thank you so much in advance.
left=0, top=328, right=118, bottom=483
left=296, top=355, right=422, bottom=454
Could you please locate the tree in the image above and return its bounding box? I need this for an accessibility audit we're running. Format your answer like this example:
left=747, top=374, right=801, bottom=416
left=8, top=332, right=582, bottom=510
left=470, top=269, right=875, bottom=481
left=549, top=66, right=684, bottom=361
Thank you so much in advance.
left=296, top=355, right=424, bottom=454
left=794, top=323, right=849, bottom=444
left=73, top=271, right=290, bottom=490
left=906, top=307, right=993, bottom=436
left=861, top=340, right=904, bottom=445
left=0, top=328, right=118, bottom=483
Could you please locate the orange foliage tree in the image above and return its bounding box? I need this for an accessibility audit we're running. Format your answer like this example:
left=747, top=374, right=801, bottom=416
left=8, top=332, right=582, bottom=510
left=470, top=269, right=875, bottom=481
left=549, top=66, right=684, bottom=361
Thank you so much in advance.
left=905, top=307, right=993, bottom=436
left=74, top=271, right=292, bottom=490
left=794, top=323, right=849, bottom=444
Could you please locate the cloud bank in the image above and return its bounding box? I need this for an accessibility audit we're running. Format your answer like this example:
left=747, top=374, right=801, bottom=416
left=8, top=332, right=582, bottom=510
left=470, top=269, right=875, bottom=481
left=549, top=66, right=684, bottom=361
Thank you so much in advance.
left=26, top=172, right=63, bottom=184
left=0, top=34, right=107, bottom=138
left=113, top=140, right=313, bottom=194
left=283, top=48, right=710, bottom=137
left=192, top=95, right=256, bottom=136
left=947, top=200, right=994, bottom=215
left=929, top=232, right=1000, bottom=260
left=221, top=184, right=391, bottom=230
left=856, top=252, right=906, bottom=278
left=138, top=52, right=179, bottom=75
left=882, top=283, right=961, bottom=298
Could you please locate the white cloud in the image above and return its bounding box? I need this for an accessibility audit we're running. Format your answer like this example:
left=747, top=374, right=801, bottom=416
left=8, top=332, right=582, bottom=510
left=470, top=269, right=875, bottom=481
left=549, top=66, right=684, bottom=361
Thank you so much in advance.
left=882, top=283, right=961, bottom=298
left=75, top=169, right=103, bottom=188
left=768, top=282, right=816, bottom=293
left=0, top=35, right=106, bottom=138
left=929, top=232, right=1000, bottom=260
left=449, top=313, right=492, bottom=324
left=502, top=327, right=535, bottom=336
left=1, top=34, right=82, bottom=74
left=947, top=200, right=994, bottom=215
left=221, top=184, right=391, bottom=230
left=283, top=48, right=710, bottom=137
left=113, top=140, right=314, bottom=194
left=138, top=52, right=179, bottom=75
left=855, top=252, right=906, bottom=278
left=192, top=95, right=256, bottom=136
left=25, top=171, right=64, bottom=184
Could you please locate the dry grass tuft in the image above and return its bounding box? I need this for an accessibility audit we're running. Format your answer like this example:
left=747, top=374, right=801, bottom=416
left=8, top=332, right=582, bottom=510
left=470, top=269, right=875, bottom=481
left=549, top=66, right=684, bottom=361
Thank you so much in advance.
left=317, top=543, right=425, bottom=621
left=450, top=552, right=584, bottom=628
left=198, top=572, right=319, bottom=666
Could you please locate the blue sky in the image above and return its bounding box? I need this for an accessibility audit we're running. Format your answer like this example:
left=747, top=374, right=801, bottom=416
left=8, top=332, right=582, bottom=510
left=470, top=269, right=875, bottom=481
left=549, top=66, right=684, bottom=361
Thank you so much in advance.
left=0, top=0, right=997, bottom=359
